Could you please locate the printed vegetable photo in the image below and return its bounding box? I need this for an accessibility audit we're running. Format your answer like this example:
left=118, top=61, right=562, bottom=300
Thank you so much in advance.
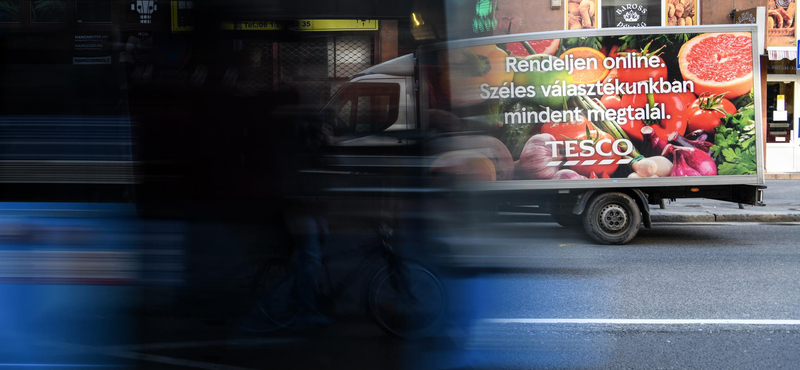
left=426, top=32, right=756, bottom=181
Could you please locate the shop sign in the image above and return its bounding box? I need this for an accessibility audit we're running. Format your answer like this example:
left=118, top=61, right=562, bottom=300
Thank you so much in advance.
left=291, top=19, right=378, bottom=31
left=74, top=34, right=111, bottom=52
left=73, top=56, right=112, bottom=65
left=616, top=4, right=648, bottom=27
left=171, top=1, right=194, bottom=32
left=601, top=0, right=661, bottom=28
left=735, top=8, right=758, bottom=24
left=220, top=19, right=378, bottom=31
left=127, top=0, right=160, bottom=24
left=734, top=7, right=766, bottom=54
left=767, top=58, right=797, bottom=74
left=473, top=0, right=497, bottom=33
left=74, top=33, right=112, bottom=65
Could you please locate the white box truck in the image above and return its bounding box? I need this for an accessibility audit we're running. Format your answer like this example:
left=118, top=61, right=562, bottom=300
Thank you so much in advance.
left=320, top=25, right=766, bottom=244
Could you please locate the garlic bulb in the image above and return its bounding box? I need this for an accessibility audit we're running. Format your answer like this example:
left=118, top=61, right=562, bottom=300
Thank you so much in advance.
left=553, top=169, right=586, bottom=180
left=517, top=133, right=561, bottom=179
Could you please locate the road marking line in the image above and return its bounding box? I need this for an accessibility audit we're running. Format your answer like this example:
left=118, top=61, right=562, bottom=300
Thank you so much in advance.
left=481, top=319, right=800, bottom=325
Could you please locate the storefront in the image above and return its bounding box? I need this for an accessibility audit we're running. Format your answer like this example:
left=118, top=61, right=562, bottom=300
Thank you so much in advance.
left=765, top=55, right=800, bottom=172
left=759, top=0, right=799, bottom=173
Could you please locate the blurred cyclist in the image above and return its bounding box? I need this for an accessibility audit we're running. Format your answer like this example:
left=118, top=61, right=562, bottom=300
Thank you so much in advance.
left=273, top=88, right=333, bottom=327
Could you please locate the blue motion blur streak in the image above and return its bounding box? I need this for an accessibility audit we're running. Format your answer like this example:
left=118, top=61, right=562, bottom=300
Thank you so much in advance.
left=0, top=364, right=122, bottom=367
left=0, top=202, right=183, bottom=368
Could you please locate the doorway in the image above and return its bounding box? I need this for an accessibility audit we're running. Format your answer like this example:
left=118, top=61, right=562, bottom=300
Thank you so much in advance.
left=765, top=77, right=799, bottom=172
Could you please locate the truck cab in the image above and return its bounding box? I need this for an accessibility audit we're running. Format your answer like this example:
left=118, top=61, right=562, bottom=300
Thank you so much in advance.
left=321, top=54, right=416, bottom=147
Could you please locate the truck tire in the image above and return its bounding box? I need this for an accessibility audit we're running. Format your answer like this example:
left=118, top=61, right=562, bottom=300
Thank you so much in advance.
left=551, top=211, right=582, bottom=227
left=582, top=192, right=641, bottom=245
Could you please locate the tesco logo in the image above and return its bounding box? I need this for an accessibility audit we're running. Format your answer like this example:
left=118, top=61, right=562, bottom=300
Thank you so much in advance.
left=545, top=139, right=634, bottom=158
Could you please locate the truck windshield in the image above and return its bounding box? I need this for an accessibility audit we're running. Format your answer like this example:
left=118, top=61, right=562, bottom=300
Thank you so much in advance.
left=323, top=82, right=400, bottom=135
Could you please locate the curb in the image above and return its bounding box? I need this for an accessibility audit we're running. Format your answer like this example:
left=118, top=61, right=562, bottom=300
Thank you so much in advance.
left=766, top=173, right=800, bottom=180
left=651, top=212, right=800, bottom=223
left=650, top=213, right=715, bottom=222
left=498, top=212, right=800, bottom=223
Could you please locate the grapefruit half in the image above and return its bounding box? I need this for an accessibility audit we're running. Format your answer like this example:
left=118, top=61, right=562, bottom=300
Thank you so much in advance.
left=678, top=32, right=753, bottom=99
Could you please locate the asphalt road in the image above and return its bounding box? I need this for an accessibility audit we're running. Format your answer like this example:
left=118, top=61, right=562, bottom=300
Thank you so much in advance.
left=10, top=221, right=800, bottom=370
left=431, top=221, right=800, bottom=369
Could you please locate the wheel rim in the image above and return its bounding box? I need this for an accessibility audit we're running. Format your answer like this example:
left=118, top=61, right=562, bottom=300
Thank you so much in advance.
left=370, top=265, right=445, bottom=338
left=256, top=265, right=298, bottom=327
left=598, top=203, right=628, bottom=233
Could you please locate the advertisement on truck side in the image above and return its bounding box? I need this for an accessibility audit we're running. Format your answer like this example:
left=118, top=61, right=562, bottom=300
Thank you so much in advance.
left=422, top=29, right=760, bottom=183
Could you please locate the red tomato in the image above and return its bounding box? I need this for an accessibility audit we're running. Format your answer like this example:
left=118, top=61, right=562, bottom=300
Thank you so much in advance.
left=678, top=91, right=697, bottom=110
left=616, top=53, right=668, bottom=83
left=571, top=130, right=621, bottom=178
left=620, top=93, right=688, bottom=143
left=686, top=94, right=738, bottom=135
left=540, top=115, right=596, bottom=140
left=600, top=94, right=623, bottom=110
left=615, top=42, right=668, bottom=83
left=600, top=45, right=620, bottom=58
left=608, top=45, right=621, bottom=58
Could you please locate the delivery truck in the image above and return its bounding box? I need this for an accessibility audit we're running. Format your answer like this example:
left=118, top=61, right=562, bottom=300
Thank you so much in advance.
left=320, top=24, right=766, bottom=244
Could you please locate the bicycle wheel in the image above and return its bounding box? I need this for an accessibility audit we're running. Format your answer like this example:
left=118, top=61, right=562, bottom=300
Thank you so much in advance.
left=367, top=261, right=446, bottom=339
left=245, top=258, right=299, bottom=332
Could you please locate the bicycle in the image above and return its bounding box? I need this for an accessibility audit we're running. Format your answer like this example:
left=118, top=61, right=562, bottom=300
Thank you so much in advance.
left=243, top=222, right=447, bottom=339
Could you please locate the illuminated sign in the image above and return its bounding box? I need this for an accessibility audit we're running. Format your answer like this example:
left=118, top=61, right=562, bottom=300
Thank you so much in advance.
left=220, top=19, right=378, bottom=31
left=473, top=0, right=497, bottom=33
left=171, top=1, right=194, bottom=32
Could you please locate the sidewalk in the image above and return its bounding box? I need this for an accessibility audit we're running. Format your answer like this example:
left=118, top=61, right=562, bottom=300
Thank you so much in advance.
left=650, top=179, right=800, bottom=223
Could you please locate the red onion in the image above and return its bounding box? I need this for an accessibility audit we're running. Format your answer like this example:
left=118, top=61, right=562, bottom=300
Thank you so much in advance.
left=663, top=144, right=717, bottom=177
left=685, top=129, right=708, bottom=142
left=641, top=126, right=666, bottom=157
left=670, top=153, right=702, bottom=176
left=668, top=131, right=712, bottom=153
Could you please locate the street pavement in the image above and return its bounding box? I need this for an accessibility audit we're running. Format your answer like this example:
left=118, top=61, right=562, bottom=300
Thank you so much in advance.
left=4, top=181, right=800, bottom=370
left=13, top=221, right=800, bottom=370
left=431, top=221, right=800, bottom=369
left=650, top=179, right=800, bottom=222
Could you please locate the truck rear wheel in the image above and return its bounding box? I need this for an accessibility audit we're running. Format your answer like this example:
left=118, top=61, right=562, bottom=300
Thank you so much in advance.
left=582, top=192, right=641, bottom=245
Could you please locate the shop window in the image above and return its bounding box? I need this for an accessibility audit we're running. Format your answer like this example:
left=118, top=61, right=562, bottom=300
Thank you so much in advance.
left=77, top=1, right=113, bottom=23
left=0, top=0, right=21, bottom=22
left=666, top=0, right=697, bottom=26
left=31, top=0, right=67, bottom=23
left=601, top=0, right=661, bottom=28
left=767, top=81, right=794, bottom=143
left=767, top=0, right=796, bottom=47
left=566, top=0, right=598, bottom=29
